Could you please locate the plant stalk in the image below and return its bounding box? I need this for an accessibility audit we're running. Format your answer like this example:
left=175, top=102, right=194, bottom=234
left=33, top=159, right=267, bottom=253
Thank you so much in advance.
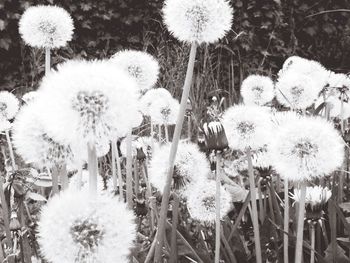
left=88, top=143, right=98, bottom=197
left=284, top=179, right=289, bottom=263
left=310, top=222, right=315, bottom=263
left=295, top=182, right=307, bottom=263
left=45, top=47, right=50, bottom=75
left=153, top=42, right=197, bottom=262
left=170, top=193, right=180, bottom=263
left=126, top=129, right=133, bottom=209
left=247, top=148, right=262, bottom=263
left=5, top=130, right=16, bottom=171
left=215, top=152, right=222, bottom=263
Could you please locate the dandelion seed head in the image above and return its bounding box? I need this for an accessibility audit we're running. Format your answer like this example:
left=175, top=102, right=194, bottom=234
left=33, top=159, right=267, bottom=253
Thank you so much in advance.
left=185, top=180, right=232, bottom=222
left=111, top=50, right=159, bottom=94
left=222, top=105, right=272, bottom=151
left=149, top=141, right=210, bottom=194
left=19, top=5, right=74, bottom=49
left=149, top=96, right=179, bottom=125
left=0, top=91, right=19, bottom=120
left=12, top=103, right=75, bottom=169
left=139, top=88, right=172, bottom=116
left=38, top=190, right=136, bottom=263
left=163, top=0, right=233, bottom=44
left=276, top=70, right=319, bottom=109
left=37, top=59, right=139, bottom=151
left=270, top=117, right=344, bottom=181
left=241, top=75, right=275, bottom=106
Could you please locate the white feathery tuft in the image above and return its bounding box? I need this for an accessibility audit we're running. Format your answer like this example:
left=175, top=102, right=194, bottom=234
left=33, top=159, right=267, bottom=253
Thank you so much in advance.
left=241, top=75, right=275, bottom=106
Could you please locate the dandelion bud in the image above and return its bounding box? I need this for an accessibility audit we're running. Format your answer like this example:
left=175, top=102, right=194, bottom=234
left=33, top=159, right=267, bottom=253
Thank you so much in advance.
left=202, top=121, right=228, bottom=151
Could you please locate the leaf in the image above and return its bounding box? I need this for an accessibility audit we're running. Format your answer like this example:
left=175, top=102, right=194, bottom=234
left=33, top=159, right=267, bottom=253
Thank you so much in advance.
left=26, top=192, right=47, bottom=202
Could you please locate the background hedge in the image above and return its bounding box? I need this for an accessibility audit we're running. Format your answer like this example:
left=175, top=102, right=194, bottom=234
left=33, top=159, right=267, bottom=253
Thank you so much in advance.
left=1, top=0, right=350, bottom=106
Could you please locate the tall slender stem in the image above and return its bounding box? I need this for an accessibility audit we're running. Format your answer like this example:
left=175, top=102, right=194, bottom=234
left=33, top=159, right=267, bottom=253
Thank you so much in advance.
left=134, top=159, right=139, bottom=196
left=88, top=143, right=98, bottom=197
left=187, top=114, right=191, bottom=140
left=5, top=130, right=16, bottom=171
left=111, top=141, right=118, bottom=190
left=0, top=176, right=12, bottom=249
left=153, top=42, right=197, bottom=262
left=247, top=148, right=262, bottom=263
left=59, top=164, right=68, bottom=190
left=150, top=119, right=154, bottom=155
left=51, top=166, right=59, bottom=195
left=310, top=223, right=315, bottom=263
left=76, top=162, right=83, bottom=190
left=215, top=152, right=222, bottom=263
left=126, top=129, right=133, bottom=209
left=295, top=182, right=307, bottom=263
left=45, top=47, right=50, bottom=75
left=170, top=193, right=180, bottom=263
left=115, top=144, right=124, bottom=201
left=283, top=179, right=289, bottom=263
left=165, top=125, right=169, bottom=142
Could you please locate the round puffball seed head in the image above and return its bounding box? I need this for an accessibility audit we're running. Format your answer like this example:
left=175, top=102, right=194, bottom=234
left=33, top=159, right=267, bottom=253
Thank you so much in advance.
left=0, top=91, right=19, bottom=120
left=111, top=50, right=160, bottom=94
left=241, top=75, right=275, bottom=106
left=19, top=5, right=74, bottom=49
left=163, top=0, right=233, bottom=44
left=270, top=117, right=344, bottom=182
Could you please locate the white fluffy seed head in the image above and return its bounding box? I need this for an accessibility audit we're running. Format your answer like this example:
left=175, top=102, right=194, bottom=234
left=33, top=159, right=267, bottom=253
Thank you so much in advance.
left=241, top=75, right=275, bottom=106
left=0, top=91, right=19, bottom=120
left=22, top=91, right=38, bottom=104
left=185, top=180, right=232, bottom=222
left=276, top=70, right=319, bottom=109
left=222, top=105, right=273, bottom=151
left=111, top=50, right=159, bottom=94
left=36, top=60, right=139, bottom=153
left=12, top=103, right=76, bottom=170
left=270, top=116, right=344, bottom=182
left=139, top=88, right=172, bottom=116
left=19, top=5, right=74, bottom=49
left=149, top=96, right=180, bottom=125
left=37, top=190, right=136, bottom=263
left=149, top=141, right=210, bottom=195
left=163, top=0, right=233, bottom=44
left=291, top=186, right=331, bottom=207
left=279, top=56, right=330, bottom=92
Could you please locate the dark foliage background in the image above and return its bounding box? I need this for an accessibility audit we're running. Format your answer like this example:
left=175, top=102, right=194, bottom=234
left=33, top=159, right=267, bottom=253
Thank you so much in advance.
left=1, top=0, right=350, bottom=107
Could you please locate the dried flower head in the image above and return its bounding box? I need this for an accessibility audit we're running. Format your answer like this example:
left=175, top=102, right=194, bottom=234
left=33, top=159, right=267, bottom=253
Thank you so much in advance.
left=139, top=88, right=172, bottom=116
left=0, top=91, right=19, bottom=120
left=270, top=117, right=344, bottom=181
left=111, top=50, right=159, bottom=94
left=149, top=141, right=210, bottom=194
left=12, top=103, right=75, bottom=169
left=202, top=121, right=228, bottom=151
left=222, top=105, right=272, bottom=151
left=185, top=180, right=232, bottom=222
left=163, top=0, right=233, bottom=44
left=149, top=96, right=180, bottom=125
left=37, top=60, right=139, bottom=152
left=241, top=75, right=275, bottom=106
left=19, top=5, right=74, bottom=49
left=276, top=70, right=319, bottom=109
left=38, top=190, right=136, bottom=263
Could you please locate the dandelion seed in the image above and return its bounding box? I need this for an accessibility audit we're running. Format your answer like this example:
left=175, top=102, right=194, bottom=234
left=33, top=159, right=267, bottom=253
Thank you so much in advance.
left=0, top=91, right=19, bottom=120
left=276, top=70, right=319, bottom=109
left=270, top=117, right=344, bottom=181
left=111, top=50, right=159, bottom=94
left=241, top=75, right=275, bottom=106
left=139, top=88, right=172, bottom=116
left=149, top=141, right=210, bottom=194
left=149, top=96, right=180, bottom=125
left=163, top=0, right=233, bottom=44
left=222, top=105, right=272, bottom=151
left=37, top=60, right=139, bottom=152
left=185, top=180, right=232, bottom=222
left=12, top=103, right=75, bottom=170
left=38, top=190, right=136, bottom=263
left=19, top=5, right=74, bottom=49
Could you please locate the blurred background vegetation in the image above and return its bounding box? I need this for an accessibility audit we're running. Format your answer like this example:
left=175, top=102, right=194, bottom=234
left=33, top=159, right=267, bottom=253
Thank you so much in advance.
left=1, top=0, right=350, bottom=114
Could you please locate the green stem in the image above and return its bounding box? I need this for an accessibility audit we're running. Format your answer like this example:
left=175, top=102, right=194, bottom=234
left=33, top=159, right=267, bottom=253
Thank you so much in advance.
left=170, top=193, right=180, bottom=263
left=283, top=179, right=289, bottom=263
left=126, top=130, right=133, bottom=209
left=51, top=166, right=59, bottom=195
left=215, top=153, right=222, bottom=263
left=5, top=130, right=16, bottom=171
left=88, top=143, right=98, bottom=197
left=295, top=182, right=307, bottom=263
left=45, top=47, right=50, bottom=75
left=111, top=141, right=118, bottom=190
left=115, top=142, right=124, bottom=201
left=153, top=42, right=197, bottom=262
left=247, top=148, right=262, bottom=263
left=0, top=176, right=12, bottom=249
left=310, top=223, right=315, bottom=263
